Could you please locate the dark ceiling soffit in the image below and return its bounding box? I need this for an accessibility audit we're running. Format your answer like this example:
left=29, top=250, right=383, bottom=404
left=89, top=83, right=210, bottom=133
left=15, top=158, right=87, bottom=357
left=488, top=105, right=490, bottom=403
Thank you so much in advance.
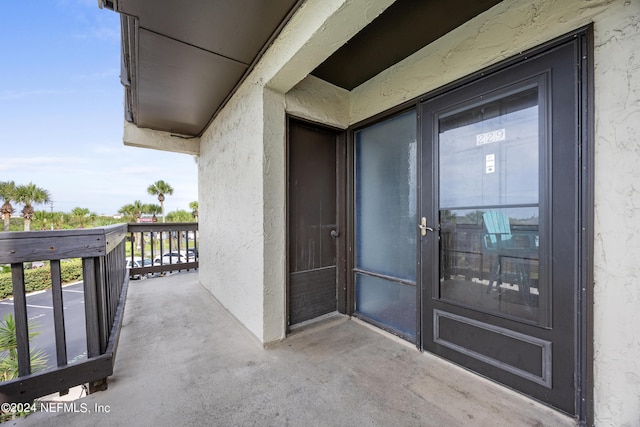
left=196, top=0, right=306, bottom=137
left=104, top=0, right=501, bottom=137
left=311, top=0, right=502, bottom=90
left=105, top=0, right=305, bottom=138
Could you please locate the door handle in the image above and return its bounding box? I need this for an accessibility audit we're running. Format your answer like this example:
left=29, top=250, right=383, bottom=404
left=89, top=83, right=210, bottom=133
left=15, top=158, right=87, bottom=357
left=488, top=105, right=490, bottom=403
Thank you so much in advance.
left=330, top=229, right=340, bottom=238
left=419, top=217, right=434, bottom=236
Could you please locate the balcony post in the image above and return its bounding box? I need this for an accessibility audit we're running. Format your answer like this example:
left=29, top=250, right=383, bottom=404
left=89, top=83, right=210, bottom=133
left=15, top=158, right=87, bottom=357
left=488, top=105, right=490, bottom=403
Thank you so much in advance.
left=82, top=257, right=108, bottom=393
left=10, top=264, right=31, bottom=377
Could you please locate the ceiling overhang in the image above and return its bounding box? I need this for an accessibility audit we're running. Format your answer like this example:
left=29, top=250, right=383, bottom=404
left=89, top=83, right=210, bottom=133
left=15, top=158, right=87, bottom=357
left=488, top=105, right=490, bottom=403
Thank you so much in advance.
left=101, top=0, right=302, bottom=137
left=100, top=0, right=501, bottom=138
left=311, top=0, right=502, bottom=90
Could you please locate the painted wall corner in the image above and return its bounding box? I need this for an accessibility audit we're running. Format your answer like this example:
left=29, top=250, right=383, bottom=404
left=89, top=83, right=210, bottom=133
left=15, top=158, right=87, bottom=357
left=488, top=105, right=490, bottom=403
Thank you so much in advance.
left=286, top=75, right=350, bottom=129
left=123, top=121, right=200, bottom=156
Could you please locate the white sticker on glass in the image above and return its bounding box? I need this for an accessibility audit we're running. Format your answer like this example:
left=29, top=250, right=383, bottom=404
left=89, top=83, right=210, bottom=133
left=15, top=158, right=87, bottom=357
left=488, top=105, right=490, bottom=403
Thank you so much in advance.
left=476, top=128, right=506, bottom=145
left=486, top=154, right=495, bottom=174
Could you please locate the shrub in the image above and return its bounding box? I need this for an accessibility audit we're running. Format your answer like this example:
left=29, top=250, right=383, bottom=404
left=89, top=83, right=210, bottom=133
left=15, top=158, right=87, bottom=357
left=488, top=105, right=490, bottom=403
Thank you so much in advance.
left=0, top=313, right=47, bottom=421
left=60, top=259, right=83, bottom=283
left=0, top=259, right=84, bottom=300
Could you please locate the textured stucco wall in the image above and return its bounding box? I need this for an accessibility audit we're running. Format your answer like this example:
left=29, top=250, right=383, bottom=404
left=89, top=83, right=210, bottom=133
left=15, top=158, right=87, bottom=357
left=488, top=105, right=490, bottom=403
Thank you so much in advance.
left=262, top=87, right=287, bottom=343
left=197, top=0, right=639, bottom=422
left=591, top=5, right=640, bottom=426
left=351, top=0, right=635, bottom=124
left=198, top=81, right=266, bottom=340
left=264, top=0, right=395, bottom=94
left=285, top=75, right=351, bottom=129
left=123, top=121, right=200, bottom=155
left=198, top=0, right=392, bottom=343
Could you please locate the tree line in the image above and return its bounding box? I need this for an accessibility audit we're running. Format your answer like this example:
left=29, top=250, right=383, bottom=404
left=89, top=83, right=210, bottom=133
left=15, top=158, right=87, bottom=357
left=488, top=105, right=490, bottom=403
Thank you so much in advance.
left=0, top=180, right=198, bottom=232
left=0, top=181, right=50, bottom=231
left=118, top=180, right=198, bottom=224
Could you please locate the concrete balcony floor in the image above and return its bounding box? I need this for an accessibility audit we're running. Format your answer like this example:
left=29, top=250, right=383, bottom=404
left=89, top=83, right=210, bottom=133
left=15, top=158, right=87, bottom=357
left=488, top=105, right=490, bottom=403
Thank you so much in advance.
left=16, top=271, right=575, bottom=426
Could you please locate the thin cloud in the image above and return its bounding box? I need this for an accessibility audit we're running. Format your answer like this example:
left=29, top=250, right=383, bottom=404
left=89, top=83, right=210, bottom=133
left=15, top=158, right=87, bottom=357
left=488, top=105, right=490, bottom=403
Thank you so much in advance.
left=54, top=0, right=94, bottom=7
left=74, top=26, right=120, bottom=42
left=73, top=0, right=102, bottom=9
left=0, top=89, right=69, bottom=101
left=0, top=157, right=86, bottom=172
left=118, top=166, right=167, bottom=176
left=75, top=68, right=119, bottom=81
left=91, top=144, right=129, bottom=155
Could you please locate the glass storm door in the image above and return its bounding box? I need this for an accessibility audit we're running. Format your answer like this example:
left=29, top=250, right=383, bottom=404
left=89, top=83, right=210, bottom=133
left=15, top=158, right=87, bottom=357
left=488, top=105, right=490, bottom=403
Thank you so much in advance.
left=421, top=40, right=580, bottom=415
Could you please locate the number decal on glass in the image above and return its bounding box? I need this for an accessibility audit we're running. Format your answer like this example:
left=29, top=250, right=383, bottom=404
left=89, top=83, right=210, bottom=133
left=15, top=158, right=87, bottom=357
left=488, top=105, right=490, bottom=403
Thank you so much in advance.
left=476, top=128, right=506, bottom=145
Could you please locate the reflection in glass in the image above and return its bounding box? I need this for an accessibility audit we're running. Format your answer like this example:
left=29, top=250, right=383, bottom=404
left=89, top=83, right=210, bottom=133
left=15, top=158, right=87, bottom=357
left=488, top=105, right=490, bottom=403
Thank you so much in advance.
left=437, top=87, right=545, bottom=325
left=439, top=88, right=538, bottom=209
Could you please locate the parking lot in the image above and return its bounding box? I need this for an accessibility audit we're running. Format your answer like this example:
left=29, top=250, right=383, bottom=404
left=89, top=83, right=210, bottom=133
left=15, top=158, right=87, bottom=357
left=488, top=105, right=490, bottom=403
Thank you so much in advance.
left=0, top=282, right=88, bottom=370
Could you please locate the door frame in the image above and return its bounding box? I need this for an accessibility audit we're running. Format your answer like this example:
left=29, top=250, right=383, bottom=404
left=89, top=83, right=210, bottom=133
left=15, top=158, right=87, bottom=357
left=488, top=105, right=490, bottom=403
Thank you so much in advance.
left=343, top=27, right=593, bottom=423
left=285, top=116, right=348, bottom=331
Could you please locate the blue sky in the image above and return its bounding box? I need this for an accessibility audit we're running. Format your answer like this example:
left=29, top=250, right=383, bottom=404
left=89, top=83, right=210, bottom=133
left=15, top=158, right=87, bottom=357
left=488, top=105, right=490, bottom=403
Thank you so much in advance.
left=0, top=0, right=198, bottom=215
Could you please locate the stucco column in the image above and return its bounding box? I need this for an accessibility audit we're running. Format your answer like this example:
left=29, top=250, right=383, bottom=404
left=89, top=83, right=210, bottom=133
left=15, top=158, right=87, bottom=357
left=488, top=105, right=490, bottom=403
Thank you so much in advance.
left=262, top=87, right=287, bottom=343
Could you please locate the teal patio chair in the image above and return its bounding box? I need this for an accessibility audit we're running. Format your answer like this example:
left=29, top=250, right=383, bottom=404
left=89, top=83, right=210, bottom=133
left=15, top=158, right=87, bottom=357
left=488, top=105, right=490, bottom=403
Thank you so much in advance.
left=482, top=211, right=532, bottom=295
left=483, top=210, right=512, bottom=249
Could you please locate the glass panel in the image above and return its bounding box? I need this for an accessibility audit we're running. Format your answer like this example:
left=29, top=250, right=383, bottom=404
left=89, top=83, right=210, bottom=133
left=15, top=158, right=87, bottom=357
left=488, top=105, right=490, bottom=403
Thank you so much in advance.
left=437, top=87, right=544, bottom=325
left=355, top=273, right=416, bottom=339
left=355, top=110, right=417, bottom=280
left=439, top=88, right=538, bottom=208
left=354, top=110, right=417, bottom=339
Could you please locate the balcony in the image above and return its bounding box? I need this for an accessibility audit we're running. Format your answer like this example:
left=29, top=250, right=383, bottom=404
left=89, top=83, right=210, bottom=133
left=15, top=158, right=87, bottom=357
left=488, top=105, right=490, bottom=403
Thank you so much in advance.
left=0, top=222, right=197, bottom=406
left=0, top=223, right=575, bottom=426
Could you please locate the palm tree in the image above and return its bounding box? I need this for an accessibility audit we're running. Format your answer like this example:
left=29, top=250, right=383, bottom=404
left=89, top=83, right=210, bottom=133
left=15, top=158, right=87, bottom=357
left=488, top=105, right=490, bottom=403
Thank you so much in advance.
left=0, top=181, right=17, bottom=232
left=15, top=183, right=51, bottom=232
left=144, top=203, right=162, bottom=223
left=0, top=313, right=47, bottom=383
left=189, top=201, right=199, bottom=222
left=131, top=200, right=146, bottom=221
left=147, top=180, right=173, bottom=223
left=118, top=200, right=145, bottom=223
left=118, top=204, right=135, bottom=223
left=119, top=201, right=147, bottom=251
left=70, top=207, right=96, bottom=229
left=166, top=209, right=194, bottom=223
left=33, top=210, right=57, bottom=230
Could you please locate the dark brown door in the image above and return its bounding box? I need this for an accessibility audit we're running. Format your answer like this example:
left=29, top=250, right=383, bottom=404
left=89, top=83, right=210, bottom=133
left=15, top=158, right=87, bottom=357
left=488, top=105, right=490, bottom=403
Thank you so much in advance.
left=420, top=39, right=582, bottom=415
left=288, top=119, right=338, bottom=326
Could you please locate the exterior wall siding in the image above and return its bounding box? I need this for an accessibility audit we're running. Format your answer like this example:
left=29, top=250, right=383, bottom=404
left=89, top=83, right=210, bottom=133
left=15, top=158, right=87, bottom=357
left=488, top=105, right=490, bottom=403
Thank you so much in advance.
left=198, top=0, right=390, bottom=343
left=285, top=75, right=350, bottom=130
left=198, top=81, right=267, bottom=341
left=262, top=87, right=287, bottom=343
left=592, top=5, right=640, bottom=426
left=195, top=0, right=639, bottom=423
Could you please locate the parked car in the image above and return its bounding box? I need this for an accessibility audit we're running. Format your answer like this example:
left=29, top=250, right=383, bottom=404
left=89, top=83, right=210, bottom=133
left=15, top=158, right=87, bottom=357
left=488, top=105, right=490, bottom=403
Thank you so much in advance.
left=154, top=251, right=187, bottom=265
left=185, top=248, right=198, bottom=261
left=127, top=258, right=154, bottom=280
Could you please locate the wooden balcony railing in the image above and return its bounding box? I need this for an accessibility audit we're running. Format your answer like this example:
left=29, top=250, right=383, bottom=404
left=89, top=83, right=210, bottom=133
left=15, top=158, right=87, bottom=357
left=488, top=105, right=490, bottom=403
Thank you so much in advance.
left=0, top=221, right=199, bottom=404
left=126, top=222, right=198, bottom=278
left=0, top=224, right=128, bottom=403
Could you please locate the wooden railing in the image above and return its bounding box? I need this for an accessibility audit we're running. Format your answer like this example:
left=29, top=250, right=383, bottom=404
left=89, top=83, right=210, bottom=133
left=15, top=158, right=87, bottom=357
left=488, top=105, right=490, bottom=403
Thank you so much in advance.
left=0, top=224, right=128, bottom=403
left=126, top=222, right=198, bottom=278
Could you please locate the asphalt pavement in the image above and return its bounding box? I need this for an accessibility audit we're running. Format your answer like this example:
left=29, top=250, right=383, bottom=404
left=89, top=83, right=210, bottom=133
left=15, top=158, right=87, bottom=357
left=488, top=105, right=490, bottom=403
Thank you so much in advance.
left=0, top=282, right=88, bottom=370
